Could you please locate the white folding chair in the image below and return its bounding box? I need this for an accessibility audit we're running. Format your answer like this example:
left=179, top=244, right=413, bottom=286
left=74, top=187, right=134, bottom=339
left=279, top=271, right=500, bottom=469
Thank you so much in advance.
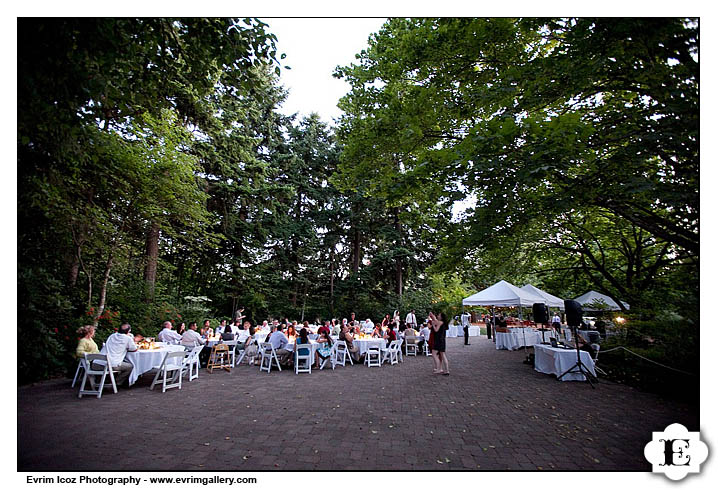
left=364, top=346, right=381, bottom=367
left=183, top=345, right=203, bottom=381
left=592, top=344, right=608, bottom=376
left=294, top=344, right=313, bottom=374
left=320, top=343, right=337, bottom=370
left=334, top=340, right=352, bottom=367
left=397, top=338, right=404, bottom=362
left=380, top=340, right=399, bottom=366
left=78, top=354, right=118, bottom=399
left=405, top=339, right=418, bottom=357
left=223, top=340, right=238, bottom=366
left=236, top=338, right=256, bottom=366
left=71, top=357, right=87, bottom=387
left=421, top=338, right=431, bottom=356
left=259, top=342, right=282, bottom=373
left=150, top=350, right=186, bottom=392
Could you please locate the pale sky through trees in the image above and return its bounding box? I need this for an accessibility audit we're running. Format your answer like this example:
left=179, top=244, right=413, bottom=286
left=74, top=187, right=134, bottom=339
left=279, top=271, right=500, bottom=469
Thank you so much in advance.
left=262, top=17, right=387, bottom=124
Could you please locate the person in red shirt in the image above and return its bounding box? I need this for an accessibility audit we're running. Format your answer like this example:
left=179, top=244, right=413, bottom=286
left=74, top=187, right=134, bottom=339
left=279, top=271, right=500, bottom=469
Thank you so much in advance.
left=317, top=320, right=331, bottom=337
left=384, top=323, right=397, bottom=343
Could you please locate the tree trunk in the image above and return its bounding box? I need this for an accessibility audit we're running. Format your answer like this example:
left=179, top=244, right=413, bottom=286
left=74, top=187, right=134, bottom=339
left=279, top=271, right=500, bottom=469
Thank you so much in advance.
left=352, top=227, right=361, bottom=274
left=396, top=260, right=403, bottom=298
left=144, top=221, right=160, bottom=300
left=93, top=252, right=114, bottom=327
left=68, top=253, right=80, bottom=288
left=68, top=226, right=86, bottom=288
left=330, top=249, right=335, bottom=316
left=394, top=208, right=403, bottom=298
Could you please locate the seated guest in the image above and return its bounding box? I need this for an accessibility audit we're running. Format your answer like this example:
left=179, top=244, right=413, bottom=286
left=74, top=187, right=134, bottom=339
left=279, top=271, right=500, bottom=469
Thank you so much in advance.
left=418, top=323, right=431, bottom=352
left=236, top=321, right=251, bottom=341
left=221, top=325, right=235, bottom=341
left=339, top=324, right=362, bottom=363
left=202, top=319, right=214, bottom=338
left=403, top=324, right=418, bottom=352
left=75, top=325, right=99, bottom=359
left=383, top=322, right=397, bottom=343
left=229, top=320, right=243, bottom=338
left=104, top=323, right=138, bottom=386
left=157, top=321, right=182, bottom=344
left=181, top=322, right=206, bottom=349
left=317, top=321, right=331, bottom=337
left=294, top=327, right=312, bottom=364
left=314, top=329, right=333, bottom=368
left=268, top=324, right=292, bottom=365
left=286, top=324, right=297, bottom=342
left=216, top=319, right=228, bottom=336
left=371, top=322, right=383, bottom=338
left=362, top=318, right=374, bottom=334
left=330, top=319, right=341, bottom=336
left=177, top=322, right=186, bottom=335
left=243, top=325, right=259, bottom=365
left=182, top=322, right=209, bottom=365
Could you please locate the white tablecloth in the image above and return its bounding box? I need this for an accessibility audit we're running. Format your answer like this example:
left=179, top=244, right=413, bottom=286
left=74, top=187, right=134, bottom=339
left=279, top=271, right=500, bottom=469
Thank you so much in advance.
left=495, top=328, right=549, bottom=350
left=533, top=344, right=596, bottom=381
left=352, top=338, right=386, bottom=355
left=447, top=325, right=481, bottom=337
left=285, top=340, right=321, bottom=363
left=101, top=344, right=186, bottom=385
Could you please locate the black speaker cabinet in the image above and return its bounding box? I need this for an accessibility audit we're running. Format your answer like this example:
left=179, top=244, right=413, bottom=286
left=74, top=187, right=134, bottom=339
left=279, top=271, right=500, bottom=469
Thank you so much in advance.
left=532, top=303, right=549, bottom=324
left=564, top=299, right=583, bottom=327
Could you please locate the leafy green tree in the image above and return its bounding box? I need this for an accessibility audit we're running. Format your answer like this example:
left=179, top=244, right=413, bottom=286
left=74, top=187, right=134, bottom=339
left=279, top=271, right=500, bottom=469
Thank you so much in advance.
left=335, top=18, right=698, bottom=256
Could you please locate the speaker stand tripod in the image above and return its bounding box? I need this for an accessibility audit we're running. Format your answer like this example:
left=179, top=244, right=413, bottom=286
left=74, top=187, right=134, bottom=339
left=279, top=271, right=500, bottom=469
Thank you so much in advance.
left=538, top=322, right=550, bottom=345
left=557, top=325, right=597, bottom=388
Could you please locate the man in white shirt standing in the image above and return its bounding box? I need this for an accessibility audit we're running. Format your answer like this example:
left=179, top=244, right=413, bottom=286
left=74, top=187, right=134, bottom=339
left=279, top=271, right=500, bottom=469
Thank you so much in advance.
left=268, top=324, right=292, bottom=365
left=551, top=312, right=562, bottom=337
left=461, top=311, right=471, bottom=345
left=405, top=309, right=417, bottom=330
left=104, top=323, right=138, bottom=386
left=157, top=321, right=182, bottom=344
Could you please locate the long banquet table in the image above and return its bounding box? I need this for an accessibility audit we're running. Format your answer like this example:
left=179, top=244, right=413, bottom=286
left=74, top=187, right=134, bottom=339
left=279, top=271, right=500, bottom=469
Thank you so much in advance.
left=447, top=325, right=481, bottom=338
left=100, top=343, right=186, bottom=386
left=495, top=327, right=551, bottom=350
left=533, top=344, right=596, bottom=381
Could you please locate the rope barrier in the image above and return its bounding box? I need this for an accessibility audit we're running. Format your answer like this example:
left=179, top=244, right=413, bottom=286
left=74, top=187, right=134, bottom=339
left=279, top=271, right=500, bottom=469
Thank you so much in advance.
left=599, top=345, right=696, bottom=376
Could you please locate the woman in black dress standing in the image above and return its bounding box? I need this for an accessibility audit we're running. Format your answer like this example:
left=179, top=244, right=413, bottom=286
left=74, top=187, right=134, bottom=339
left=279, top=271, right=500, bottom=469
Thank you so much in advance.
left=429, top=311, right=450, bottom=375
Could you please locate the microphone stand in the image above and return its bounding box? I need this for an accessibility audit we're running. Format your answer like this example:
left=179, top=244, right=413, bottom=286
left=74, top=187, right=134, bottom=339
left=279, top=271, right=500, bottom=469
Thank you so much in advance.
left=557, top=325, right=597, bottom=388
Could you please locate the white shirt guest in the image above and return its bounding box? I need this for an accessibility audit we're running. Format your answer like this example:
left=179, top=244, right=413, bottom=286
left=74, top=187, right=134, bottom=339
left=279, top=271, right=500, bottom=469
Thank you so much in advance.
left=104, top=324, right=138, bottom=386
left=405, top=310, right=417, bottom=328
left=268, top=327, right=292, bottom=364
left=157, top=321, right=182, bottom=344
left=180, top=323, right=206, bottom=348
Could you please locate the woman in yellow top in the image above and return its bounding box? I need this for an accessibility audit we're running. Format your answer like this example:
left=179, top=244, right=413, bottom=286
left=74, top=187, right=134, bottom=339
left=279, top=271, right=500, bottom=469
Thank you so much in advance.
left=75, top=325, right=99, bottom=359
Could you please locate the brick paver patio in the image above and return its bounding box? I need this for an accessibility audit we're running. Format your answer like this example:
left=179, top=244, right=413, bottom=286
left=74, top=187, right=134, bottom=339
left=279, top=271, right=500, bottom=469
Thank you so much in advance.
left=18, top=336, right=698, bottom=471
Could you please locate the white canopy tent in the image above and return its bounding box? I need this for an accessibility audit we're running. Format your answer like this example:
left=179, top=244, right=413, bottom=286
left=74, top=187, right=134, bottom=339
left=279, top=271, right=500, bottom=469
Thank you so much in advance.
left=574, top=290, right=630, bottom=311
left=462, top=280, right=547, bottom=307
left=462, top=280, right=547, bottom=349
left=520, top=284, right=565, bottom=309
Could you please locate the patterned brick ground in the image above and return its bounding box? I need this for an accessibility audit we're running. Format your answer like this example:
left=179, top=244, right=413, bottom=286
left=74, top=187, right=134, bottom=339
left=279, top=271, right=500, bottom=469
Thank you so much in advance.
left=17, top=336, right=698, bottom=471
